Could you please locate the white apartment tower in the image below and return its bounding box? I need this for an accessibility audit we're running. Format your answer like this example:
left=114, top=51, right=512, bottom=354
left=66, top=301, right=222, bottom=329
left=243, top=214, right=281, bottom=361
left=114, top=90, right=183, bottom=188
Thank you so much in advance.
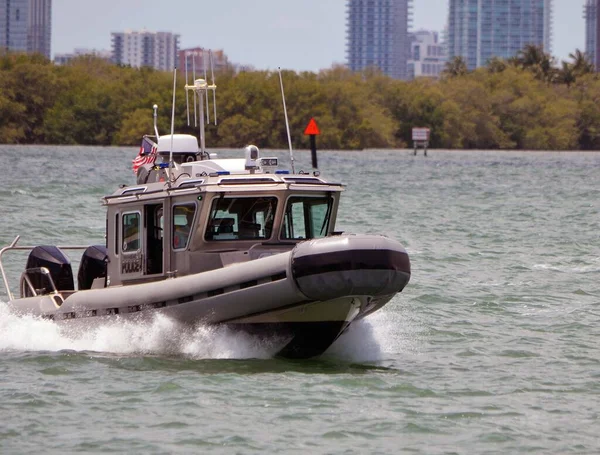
left=346, top=0, right=413, bottom=80
left=0, top=0, right=51, bottom=58
left=408, top=30, right=446, bottom=79
left=111, top=30, right=179, bottom=71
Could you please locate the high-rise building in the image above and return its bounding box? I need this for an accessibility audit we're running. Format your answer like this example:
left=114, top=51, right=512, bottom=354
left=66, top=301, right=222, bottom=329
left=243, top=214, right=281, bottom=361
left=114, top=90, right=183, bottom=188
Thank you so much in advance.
left=111, top=30, right=179, bottom=71
left=585, top=0, right=600, bottom=71
left=0, top=0, right=51, bottom=58
left=346, top=0, right=413, bottom=80
left=448, top=0, right=553, bottom=70
left=1, top=0, right=29, bottom=54
left=407, top=30, right=446, bottom=79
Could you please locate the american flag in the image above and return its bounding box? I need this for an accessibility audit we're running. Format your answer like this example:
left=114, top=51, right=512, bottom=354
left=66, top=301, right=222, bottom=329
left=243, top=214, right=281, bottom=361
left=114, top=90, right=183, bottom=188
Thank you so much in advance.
left=132, top=137, right=157, bottom=175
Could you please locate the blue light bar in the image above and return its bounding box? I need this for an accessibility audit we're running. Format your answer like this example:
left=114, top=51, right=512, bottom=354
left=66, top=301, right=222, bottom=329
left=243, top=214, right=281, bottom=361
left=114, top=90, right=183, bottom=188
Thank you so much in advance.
left=216, top=171, right=230, bottom=175
left=275, top=170, right=290, bottom=174
left=158, top=163, right=169, bottom=169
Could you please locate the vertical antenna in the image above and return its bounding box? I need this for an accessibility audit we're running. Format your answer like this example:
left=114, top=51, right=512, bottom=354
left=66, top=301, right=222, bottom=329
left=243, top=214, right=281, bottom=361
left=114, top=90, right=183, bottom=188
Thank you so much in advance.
left=278, top=67, right=295, bottom=174
left=185, top=68, right=217, bottom=160
left=203, top=49, right=210, bottom=124
left=168, top=66, right=177, bottom=186
left=210, top=50, right=217, bottom=125
left=192, top=54, right=197, bottom=127
left=198, top=83, right=206, bottom=155
left=153, top=104, right=160, bottom=139
left=185, top=52, right=190, bottom=125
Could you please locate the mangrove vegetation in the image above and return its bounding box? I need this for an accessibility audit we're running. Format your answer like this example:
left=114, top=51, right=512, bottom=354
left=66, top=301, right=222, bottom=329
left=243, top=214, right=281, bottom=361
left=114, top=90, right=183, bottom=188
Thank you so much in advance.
left=1, top=46, right=599, bottom=150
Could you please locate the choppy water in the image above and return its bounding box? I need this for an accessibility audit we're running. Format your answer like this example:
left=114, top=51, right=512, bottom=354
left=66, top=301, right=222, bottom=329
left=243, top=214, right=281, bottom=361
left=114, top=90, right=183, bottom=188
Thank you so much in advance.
left=1, top=146, right=599, bottom=454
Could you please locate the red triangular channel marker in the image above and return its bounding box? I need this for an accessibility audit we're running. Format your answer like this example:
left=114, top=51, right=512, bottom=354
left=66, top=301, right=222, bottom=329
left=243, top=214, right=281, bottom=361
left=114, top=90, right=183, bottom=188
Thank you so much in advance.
left=303, top=118, right=321, bottom=135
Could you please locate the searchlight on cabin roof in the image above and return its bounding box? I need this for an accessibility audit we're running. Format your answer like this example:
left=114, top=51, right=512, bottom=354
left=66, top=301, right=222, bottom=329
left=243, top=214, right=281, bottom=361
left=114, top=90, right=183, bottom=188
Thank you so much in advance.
left=245, top=145, right=260, bottom=170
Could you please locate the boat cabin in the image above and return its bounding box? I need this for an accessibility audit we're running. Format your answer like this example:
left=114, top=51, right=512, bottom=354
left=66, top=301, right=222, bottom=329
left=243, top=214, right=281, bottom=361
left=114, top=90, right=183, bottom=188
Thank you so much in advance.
left=104, top=146, right=344, bottom=287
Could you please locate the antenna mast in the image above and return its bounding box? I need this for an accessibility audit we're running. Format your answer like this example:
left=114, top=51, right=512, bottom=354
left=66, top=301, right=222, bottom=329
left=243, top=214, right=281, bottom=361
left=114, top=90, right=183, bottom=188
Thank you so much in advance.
left=203, top=49, right=210, bottom=124
left=210, top=50, right=217, bottom=124
left=185, top=52, right=190, bottom=126
left=192, top=55, right=197, bottom=127
left=168, top=67, right=177, bottom=186
left=185, top=50, right=217, bottom=159
left=278, top=67, right=295, bottom=174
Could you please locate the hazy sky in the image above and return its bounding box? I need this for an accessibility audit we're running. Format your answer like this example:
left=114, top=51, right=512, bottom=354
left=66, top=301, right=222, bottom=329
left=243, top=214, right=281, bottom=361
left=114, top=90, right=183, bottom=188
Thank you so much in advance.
left=53, top=0, right=585, bottom=71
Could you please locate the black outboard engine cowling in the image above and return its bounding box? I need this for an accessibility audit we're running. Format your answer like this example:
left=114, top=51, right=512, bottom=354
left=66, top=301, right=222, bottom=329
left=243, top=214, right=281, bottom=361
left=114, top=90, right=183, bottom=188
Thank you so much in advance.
left=22, top=246, right=74, bottom=297
left=77, top=245, right=108, bottom=290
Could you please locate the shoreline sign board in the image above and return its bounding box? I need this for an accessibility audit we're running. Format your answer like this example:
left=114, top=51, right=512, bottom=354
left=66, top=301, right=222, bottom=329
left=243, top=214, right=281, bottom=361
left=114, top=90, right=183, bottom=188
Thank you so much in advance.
left=412, top=128, right=430, bottom=142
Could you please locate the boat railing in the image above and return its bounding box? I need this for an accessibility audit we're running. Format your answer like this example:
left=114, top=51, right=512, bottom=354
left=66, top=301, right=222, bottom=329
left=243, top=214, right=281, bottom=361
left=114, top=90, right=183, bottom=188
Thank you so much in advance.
left=0, top=236, right=88, bottom=301
left=19, top=266, right=57, bottom=297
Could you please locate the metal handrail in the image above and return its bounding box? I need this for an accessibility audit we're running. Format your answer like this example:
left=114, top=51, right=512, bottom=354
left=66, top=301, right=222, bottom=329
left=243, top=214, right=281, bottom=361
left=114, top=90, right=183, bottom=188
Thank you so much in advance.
left=0, top=236, right=88, bottom=301
left=19, top=266, right=56, bottom=297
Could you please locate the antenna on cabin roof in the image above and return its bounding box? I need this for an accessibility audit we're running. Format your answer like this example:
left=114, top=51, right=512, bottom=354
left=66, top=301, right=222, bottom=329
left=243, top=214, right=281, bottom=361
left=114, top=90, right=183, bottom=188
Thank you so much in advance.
left=204, top=50, right=210, bottom=124
left=168, top=66, right=177, bottom=185
left=185, top=53, right=190, bottom=126
left=210, top=50, right=217, bottom=125
left=278, top=67, right=295, bottom=174
left=192, top=55, right=197, bottom=127
left=185, top=51, right=217, bottom=159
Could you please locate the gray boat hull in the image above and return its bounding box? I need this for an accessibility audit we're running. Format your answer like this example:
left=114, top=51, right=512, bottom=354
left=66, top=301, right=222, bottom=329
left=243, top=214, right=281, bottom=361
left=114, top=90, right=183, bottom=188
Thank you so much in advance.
left=7, top=235, right=410, bottom=358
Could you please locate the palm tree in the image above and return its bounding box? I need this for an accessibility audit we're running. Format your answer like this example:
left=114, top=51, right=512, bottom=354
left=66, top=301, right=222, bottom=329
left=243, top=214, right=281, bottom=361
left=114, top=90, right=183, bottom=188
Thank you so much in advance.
left=568, top=49, right=595, bottom=76
left=516, top=44, right=546, bottom=67
left=558, top=61, right=576, bottom=87
left=556, top=50, right=594, bottom=86
left=515, top=44, right=557, bottom=83
left=443, top=56, right=468, bottom=78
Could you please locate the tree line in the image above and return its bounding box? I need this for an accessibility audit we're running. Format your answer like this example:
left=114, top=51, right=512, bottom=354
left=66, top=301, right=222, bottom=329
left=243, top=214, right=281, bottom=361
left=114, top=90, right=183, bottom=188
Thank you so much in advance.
left=1, top=46, right=600, bottom=150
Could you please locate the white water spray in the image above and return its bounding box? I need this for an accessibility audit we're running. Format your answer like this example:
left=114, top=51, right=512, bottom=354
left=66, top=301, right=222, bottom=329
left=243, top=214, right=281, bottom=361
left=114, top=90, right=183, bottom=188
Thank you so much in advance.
left=0, top=303, right=279, bottom=359
left=0, top=302, right=410, bottom=362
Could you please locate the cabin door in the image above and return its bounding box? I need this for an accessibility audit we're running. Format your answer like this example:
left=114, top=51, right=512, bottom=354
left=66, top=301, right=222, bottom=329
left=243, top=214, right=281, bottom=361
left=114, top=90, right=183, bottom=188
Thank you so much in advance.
left=120, top=210, right=144, bottom=280
left=144, top=204, right=163, bottom=275
left=118, top=204, right=164, bottom=282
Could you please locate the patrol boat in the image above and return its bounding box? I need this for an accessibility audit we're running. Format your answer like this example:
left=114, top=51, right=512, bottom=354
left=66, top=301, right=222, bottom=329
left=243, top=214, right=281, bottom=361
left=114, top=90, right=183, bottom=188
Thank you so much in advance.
left=0, top=69, right=411, bottom=359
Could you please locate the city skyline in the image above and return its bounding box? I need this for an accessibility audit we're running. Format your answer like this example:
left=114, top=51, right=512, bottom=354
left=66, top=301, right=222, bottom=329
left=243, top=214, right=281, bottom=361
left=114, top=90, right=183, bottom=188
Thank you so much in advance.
left=51, top=0, right=585, bottom=72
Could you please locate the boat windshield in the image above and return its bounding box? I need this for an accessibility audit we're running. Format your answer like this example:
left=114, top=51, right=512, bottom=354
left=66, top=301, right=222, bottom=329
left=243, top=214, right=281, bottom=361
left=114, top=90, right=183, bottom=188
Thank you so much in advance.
left=281, top=196, right=333, bottom=240
left=205, top=196, right=277, bottom=241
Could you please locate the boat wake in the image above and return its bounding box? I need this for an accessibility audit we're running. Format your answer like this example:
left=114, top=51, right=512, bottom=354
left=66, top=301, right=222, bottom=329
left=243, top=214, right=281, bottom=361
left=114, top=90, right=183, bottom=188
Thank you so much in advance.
left=0, top=302, right=398, bottom=362
left=0, top=302, right=281, bottom=359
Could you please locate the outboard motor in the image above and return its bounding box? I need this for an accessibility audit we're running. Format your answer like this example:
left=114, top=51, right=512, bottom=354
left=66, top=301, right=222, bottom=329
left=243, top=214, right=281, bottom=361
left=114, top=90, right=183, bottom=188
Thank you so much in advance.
left=21, top=246, right=74, bottom=298
left=77, top=245, right=108, bottom=290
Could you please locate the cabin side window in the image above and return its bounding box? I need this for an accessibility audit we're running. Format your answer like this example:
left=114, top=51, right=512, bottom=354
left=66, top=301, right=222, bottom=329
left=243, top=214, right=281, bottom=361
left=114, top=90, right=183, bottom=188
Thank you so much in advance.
left=281, top=196, right=332, bottom=240
left=173, top=203, right=196, bottom=250
left=122, top=212, right=141, bottom=253
left=205, top=196, right=277, bottom=241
